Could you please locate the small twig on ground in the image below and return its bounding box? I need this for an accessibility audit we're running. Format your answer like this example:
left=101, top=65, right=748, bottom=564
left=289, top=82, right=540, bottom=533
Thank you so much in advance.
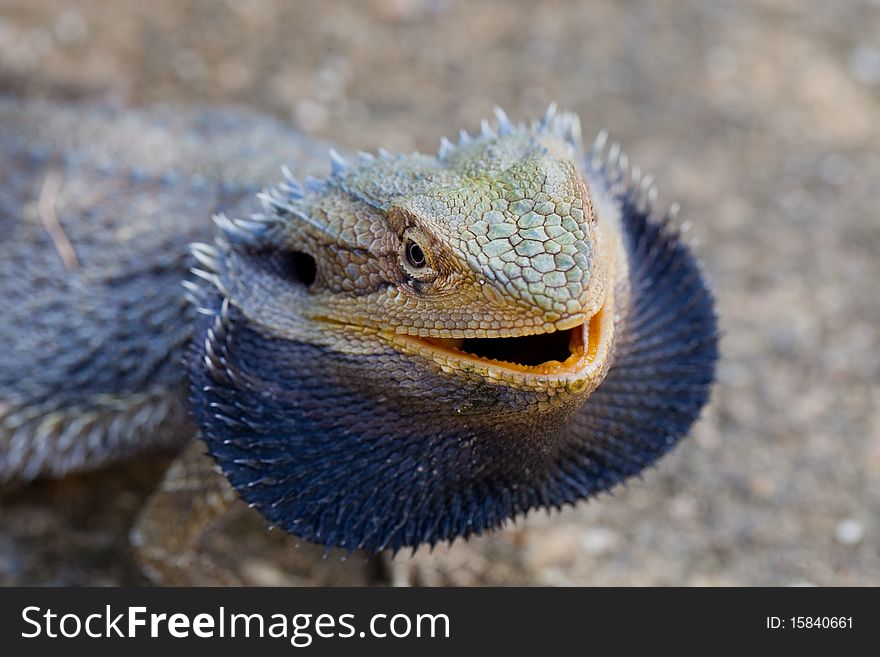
left=38, top=170, right=80, bottom=271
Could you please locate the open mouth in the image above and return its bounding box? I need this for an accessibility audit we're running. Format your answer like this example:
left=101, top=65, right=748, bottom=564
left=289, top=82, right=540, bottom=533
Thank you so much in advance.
left=408, top=303, right=607, bottom=377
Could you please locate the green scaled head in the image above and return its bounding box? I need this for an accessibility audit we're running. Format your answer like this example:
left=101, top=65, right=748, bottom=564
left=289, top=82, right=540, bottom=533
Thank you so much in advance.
left=219, top=106, right=606, bottom=343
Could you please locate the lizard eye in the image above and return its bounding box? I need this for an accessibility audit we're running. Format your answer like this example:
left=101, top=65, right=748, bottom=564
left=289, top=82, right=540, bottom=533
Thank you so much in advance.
left=400, top=228, right=436, bottom=282
left=405, top=240, right=426, bottom=268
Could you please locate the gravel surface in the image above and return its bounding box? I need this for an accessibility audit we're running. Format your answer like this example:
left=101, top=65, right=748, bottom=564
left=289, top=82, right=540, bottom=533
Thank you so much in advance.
left=0, top=0, right=877, bottom=586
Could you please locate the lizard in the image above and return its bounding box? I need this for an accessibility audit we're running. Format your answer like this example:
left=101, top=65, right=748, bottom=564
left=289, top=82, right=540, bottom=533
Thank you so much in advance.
left=0, top=97, right=718, bottom=584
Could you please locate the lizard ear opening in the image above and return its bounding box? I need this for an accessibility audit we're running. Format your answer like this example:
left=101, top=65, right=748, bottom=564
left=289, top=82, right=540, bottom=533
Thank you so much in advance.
left=279, top=251, right=317, bottom=287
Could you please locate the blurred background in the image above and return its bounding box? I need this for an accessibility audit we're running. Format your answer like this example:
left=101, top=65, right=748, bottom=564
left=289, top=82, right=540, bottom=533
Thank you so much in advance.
left=0, top=0, right=877, bottom=585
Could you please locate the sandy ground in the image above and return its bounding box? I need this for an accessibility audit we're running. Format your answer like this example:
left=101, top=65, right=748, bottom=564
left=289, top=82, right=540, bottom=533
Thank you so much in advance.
left=0, top=0, right=877, bottom=585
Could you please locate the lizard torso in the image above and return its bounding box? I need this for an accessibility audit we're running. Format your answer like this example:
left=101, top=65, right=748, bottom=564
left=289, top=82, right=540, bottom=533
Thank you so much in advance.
left=0, top=98, right=328, bottom=479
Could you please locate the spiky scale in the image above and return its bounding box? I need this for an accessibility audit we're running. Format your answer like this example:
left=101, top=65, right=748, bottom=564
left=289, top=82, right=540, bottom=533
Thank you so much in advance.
left=438, top=137, right=455, bottom=159
left=494, top=106, right=514, bottom=136
left=540, top=102, right=558, bottom=129
left=329, top=149, right=349, bottom=176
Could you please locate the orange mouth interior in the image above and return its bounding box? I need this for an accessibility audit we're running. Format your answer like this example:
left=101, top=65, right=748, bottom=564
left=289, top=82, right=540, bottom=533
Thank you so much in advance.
left=418, top=305, right=605, bottom=375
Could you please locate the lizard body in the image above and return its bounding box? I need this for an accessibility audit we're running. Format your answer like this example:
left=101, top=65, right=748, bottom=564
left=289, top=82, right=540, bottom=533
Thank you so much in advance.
left=0, top=99, right=717, bottom=575
left=0, top=98, right=328, bottom=480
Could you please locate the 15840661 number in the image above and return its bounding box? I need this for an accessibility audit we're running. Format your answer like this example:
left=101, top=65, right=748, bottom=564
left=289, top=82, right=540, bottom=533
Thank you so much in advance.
left=790, top=617, right=852, bottom=629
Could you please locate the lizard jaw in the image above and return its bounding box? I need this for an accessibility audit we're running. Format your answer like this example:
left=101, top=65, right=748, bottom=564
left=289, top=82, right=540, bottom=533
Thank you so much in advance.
left=386, top=288, right=615, bottom=393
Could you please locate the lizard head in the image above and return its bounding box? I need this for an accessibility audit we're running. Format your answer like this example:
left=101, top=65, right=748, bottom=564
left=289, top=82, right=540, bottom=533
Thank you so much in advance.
left=187, top=106, right=716, bottom=552
left=205, top=106, right=618, bottom=399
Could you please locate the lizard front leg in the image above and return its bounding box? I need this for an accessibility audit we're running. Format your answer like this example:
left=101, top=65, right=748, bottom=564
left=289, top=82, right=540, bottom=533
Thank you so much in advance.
left=130, top=439, right=243, bottom=586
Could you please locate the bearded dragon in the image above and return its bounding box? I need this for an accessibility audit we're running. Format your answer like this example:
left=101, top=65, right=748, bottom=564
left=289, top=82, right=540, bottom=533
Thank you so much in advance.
left=0, top=98, right=717, bottom=584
